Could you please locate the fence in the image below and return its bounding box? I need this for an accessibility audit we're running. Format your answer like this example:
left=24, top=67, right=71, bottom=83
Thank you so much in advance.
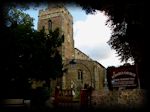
left=54, top=88, right=93, bottom=108
left=54, top=89, right=73, bottom=106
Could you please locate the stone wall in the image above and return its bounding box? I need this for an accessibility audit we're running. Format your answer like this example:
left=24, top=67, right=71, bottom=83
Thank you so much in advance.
left=91, top=89, right=146, bottom=110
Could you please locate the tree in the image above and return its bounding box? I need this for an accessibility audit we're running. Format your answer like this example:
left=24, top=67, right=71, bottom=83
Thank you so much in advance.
left=0, top=6, right=64, bottom=98
left=0, top=6, right=35, bottom=98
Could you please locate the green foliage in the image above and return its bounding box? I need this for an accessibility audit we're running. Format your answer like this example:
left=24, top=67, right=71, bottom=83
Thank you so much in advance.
left=77, top=1, right=147, bottom=88
left=78, top=1, right=145, bottom=64
left=7, top=7, right=34, bottom=27
left=5, top=24, right=64, bottom=80
left=0, top=7, right=64, bottom=98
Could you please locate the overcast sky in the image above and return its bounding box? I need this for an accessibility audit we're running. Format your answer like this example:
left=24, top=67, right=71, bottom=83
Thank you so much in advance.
left=24, top=4, right=126, bottom=68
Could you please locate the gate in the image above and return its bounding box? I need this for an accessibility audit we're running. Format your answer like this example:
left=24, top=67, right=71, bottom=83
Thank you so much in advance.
left=54, top=88, right=73, bottom=106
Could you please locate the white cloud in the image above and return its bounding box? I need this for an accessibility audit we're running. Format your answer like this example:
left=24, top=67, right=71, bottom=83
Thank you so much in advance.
left=73, top=10, right=124, bottom=68
left=74, top=12, right=111, bottom=47
left=98, top=50, right=124, bottom=68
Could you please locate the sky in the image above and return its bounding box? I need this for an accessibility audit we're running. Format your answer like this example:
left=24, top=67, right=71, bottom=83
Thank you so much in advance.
left=24, top=4, right=126, bottom=68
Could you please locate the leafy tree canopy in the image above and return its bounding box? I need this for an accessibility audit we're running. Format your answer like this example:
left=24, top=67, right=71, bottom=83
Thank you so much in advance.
left=0, top=5, right=64, bottom=97
left=74, top=0, right=146, bottom=63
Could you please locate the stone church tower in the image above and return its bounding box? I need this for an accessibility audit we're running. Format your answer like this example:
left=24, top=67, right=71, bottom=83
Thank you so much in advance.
left=38, top=5, right=74, bottom=60
left=37, top=5, right=106, bottom=95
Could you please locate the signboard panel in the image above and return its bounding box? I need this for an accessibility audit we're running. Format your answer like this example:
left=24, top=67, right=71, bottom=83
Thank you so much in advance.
left=107, top=65, right=139, bottom=89
left=111, top=71, right=137, bottom=87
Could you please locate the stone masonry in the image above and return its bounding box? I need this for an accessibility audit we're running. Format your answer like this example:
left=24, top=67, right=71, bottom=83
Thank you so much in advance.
left=37, top=5, right=106, bottom=97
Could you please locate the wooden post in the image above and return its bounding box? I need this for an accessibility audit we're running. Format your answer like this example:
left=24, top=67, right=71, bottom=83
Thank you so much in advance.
left=80, top=89, right=88, bottom=107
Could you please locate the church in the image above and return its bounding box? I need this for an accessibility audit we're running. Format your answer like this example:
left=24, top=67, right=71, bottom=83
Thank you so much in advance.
left=37, top=5, right=107, bottom=97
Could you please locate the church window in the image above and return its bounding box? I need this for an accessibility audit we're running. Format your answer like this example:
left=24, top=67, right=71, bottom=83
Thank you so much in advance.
left=48, top=20, right=52, bottom=30
left=78, top=69, right=83, bottom=80
left=42, top=26, right=45, bottom=30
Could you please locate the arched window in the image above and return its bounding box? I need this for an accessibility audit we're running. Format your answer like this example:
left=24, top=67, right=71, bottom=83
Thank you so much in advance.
left=48, top=20, right=52, bottom=30
left=78, top=69, right=83, bottom=80
left=42, top=26, right=45, bottom=30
